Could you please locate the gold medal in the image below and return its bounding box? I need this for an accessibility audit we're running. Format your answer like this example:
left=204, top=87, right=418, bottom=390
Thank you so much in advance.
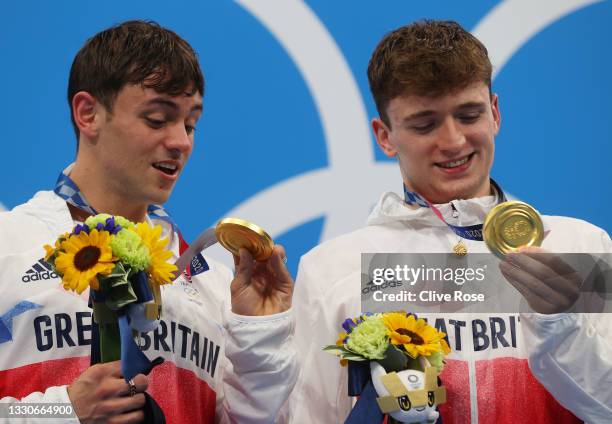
left=215, top=218, right=274, bottom=261
left=483, top=201, right=544, bottom=258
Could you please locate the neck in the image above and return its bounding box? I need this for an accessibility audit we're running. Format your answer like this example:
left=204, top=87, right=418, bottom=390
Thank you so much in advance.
left=404, top=179, right=493, bottom=205
left=69, top=161, right=148, bottom=223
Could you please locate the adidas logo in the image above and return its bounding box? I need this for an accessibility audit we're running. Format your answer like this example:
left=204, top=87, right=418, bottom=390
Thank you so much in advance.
left=22, top=258, right=59, bottom=283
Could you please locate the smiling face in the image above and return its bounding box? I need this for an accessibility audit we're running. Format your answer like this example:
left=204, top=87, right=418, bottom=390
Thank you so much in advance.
left=373, top=82, right=500, bottom=204
left=92, top=84, right=202, bottom=207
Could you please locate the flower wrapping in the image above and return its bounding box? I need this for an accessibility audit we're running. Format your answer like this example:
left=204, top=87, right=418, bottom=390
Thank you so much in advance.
left=44, top=214, right=177, bottom=379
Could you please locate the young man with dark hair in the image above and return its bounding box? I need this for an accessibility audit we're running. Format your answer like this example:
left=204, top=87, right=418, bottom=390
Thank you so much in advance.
left=0, top=20, right=296, bottom=423
left=283, top=20, right=611, bottom=423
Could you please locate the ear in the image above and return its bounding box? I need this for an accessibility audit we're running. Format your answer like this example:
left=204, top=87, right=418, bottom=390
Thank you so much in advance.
left=72, top=91, right=103, bottom=140
left=372, top=117, right=397, bottom=158
left=490, top=93, right=501, bottom=136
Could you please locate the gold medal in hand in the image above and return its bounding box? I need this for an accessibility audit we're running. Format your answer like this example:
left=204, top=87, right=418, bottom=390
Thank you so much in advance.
left=483, top=201, right=544, bottom=259
left=215, top=218, right=274, bottom=261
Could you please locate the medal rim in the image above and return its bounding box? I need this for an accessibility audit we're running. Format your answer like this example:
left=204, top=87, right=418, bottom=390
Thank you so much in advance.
left=483, top=201, right=544, bottom=257
left=215, top=217, right=274, bottom=261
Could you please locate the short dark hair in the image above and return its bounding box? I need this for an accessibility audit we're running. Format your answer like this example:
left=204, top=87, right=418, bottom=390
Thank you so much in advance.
left=68, top=20, right=204, bottom=141
left=368, top=20, right=492, bottom=127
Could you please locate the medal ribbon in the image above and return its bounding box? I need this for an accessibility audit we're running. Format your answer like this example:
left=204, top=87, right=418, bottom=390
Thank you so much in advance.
left=403, top=179, right=507, bottom=241
left=54, top=169, right=178, bottom=231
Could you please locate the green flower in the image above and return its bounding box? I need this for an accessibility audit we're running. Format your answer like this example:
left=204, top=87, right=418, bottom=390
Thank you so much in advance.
left=426, top=350, right=446, bottom=373
left=109, top=229, right=150, bottom=271
left=112, top=216, right=134, bottom=230
left=345, top=316, right=389, bottom=360
left=85, top=214, right=134, bottom=232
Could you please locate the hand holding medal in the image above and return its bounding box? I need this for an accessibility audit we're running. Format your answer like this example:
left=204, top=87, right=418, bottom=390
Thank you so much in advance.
left=171, top=217, right=292, bottom=316
left=216, top=218, right=293, bottom=316
left=404, top=179, right=582, bottom=314
left=484, top=202, right=582, bottom=314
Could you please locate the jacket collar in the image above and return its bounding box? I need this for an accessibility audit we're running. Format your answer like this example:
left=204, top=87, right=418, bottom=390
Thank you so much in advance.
left=367, top=191, right=499, bottom=228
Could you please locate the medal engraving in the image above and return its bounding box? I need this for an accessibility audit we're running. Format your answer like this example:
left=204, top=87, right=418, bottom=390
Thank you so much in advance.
left=483, top=201, right=544, bottom=258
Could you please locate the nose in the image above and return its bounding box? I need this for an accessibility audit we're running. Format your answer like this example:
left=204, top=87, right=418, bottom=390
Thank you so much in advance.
left=165, top=123, right=193, bottom=157
left=436, top=117, right=466, bottom=154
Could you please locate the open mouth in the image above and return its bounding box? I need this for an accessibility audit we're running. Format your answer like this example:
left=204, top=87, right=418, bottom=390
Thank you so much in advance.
left=152, top=162, right=179, bottom=176
left=435, top=153, right=474, bottom=169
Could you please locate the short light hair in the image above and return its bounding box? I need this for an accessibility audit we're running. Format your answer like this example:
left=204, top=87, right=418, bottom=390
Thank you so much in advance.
left=368, top=20, right=492, bottom=127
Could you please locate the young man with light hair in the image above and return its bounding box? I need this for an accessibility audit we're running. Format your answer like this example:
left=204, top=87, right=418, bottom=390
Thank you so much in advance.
left=283, top=20, right=611, bottom=423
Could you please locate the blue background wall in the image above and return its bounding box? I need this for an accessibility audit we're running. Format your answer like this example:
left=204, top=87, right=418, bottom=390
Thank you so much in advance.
left=1, top=0, right=610, bottom=275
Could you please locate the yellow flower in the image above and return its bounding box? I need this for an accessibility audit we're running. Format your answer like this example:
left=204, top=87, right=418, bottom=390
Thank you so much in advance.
left=335, top=332, right=349, bottom=366
left=44, top=233, right=70, bottom=261
left=43, top=245, right=55, bottom=262
left=54, top=230, right=115, bottom=294
left=440, top=338, right=451, bottom=355
left=383, top=312, right=449, bottom=358
left=131, top=223, right=177, bottom=286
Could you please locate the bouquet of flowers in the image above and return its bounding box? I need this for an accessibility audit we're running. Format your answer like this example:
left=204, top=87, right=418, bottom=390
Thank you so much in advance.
left=324, top=312, right=450, bottom=424
left=43, top=214, right=177, bottom=377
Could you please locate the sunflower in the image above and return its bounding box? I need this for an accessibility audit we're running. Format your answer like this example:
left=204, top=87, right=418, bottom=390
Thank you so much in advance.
left=382, top=312, right=449, bottom=358
left=44, top=245, right=56, bottom=262
left=131, top=223, right=177, bottom=286
left=54, top=229, right=115, bottom=294
left=44, top=233, right=70, bottom=262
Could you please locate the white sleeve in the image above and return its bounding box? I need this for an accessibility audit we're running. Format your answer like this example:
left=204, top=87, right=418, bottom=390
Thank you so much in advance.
left=278, top=255, right=358, bottom=423
left=0, top=386, right=80, bottom=423
left=521, top=312, right=612, bottom=424
left=217, top=308, right=297, bottom=424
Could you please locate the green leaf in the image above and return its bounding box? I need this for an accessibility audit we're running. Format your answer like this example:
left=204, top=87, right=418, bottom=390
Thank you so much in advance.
left=105, top=282, right=138, bottom=310
left=378, top=344, right=409, bottom=372
left=322, top=345, right=347, bottom=355
left=97, top=263, right=138, bottom=310
left=323, top=345, right=370, bottom=361
left=98, top=262, right=130, bottom=289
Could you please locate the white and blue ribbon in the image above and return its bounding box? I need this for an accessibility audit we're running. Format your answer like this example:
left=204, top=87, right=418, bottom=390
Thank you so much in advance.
left=54, top=169, right=178, bottom=231
left=403, top=179, right=507, bottom=241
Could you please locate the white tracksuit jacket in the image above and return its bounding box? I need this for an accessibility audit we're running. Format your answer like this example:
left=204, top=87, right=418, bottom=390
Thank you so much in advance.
left=0, top=191, right=298, bottom=424
left=282, top=191, right=611, bottom=424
